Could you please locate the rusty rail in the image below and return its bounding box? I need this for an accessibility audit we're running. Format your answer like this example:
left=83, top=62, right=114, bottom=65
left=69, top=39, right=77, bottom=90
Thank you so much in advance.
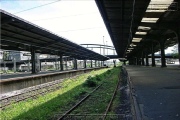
left=102, top=74, right=121, bottom=120
left=58, top=84, right=103, bottom=120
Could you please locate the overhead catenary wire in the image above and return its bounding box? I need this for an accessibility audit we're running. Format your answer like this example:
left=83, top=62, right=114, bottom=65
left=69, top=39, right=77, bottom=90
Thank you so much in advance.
left=57, top=26, right=103, bottom=33
left=14, top=0, right=61, bottom=14
left=31, top=12, right=98, bottom=21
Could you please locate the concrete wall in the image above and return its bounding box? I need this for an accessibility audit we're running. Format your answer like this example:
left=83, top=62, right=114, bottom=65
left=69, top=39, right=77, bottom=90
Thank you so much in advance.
left=0, top=67, right=105, bottom=94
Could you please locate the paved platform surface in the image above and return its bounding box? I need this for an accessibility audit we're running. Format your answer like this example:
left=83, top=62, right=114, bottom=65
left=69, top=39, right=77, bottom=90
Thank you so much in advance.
left=126, top=65, right=180, bottom=120
left=0, top=68, right=94, bottom=80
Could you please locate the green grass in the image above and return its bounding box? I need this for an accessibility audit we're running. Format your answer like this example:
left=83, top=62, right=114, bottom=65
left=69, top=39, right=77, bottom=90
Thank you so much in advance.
left=71, top=67, right=121, bottom=118
left=0, top=68, right=109, bottom=120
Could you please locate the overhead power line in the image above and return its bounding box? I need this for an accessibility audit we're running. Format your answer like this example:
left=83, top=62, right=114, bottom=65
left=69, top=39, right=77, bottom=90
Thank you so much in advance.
left=14, top=0, right=61, bottom=14
left=58, top=26, right=103, bottom=32
left=31, top=12, right=97, bottom=21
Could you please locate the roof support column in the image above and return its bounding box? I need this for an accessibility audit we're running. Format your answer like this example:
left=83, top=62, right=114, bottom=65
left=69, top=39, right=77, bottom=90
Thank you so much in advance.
left=113, top=60, right=116, bottom=67
left=128, top=58, right=133, bottom=65
left=55, top=56, right=58, bottom=70
left=123, top=60, right=126, bottom=65
left=60, top=54, right=63, bottom=71
left=132, top=57, right=136, bottom=65
left=95, top=60, right=97, bottom=67
left=39, top=61, right=41, bottom=72
left=136, top=57, right=139, bottom=65
left=141, top=51, right=145, bottom=66
left=177, top=30, right=180, bottom=67
left=160, top=39, right=167, bottom=67
left=145, top=49, right=149, bottom=66
left=31, top=47, right=36, bottom=74
left=138, top=54, right=141, bottom=65
left=90, top=60, right=93, bottom=68
left=65, top=58, right=68, bottom=70
left=13, top=57, right=16, bottom=73
left=84, top=60, right=86, bottom=68
left=151, top=42, right=156, bottom=67
left=74, top=58, right=77, bottom=69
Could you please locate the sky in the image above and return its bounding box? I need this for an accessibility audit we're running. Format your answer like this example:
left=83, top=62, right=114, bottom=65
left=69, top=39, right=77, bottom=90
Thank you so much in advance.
left=0, top=0, right=115, bottom=54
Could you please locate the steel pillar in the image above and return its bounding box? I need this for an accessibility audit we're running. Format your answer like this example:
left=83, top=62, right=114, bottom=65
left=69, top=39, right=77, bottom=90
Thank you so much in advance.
left=177, top=31, right=180, bottom=67
left=141, top=52, right=145, bottom=66
left=74, top=58, right=77, bottom=69
left=137, top=57, right=140, bottom=65
left=95, top=60, right=97, bottom=67
left=55, top=57, right=57, bottom=70
left=39, top=61, right=41, bottom=71
left=145, top=50, right=149, bottom=66
left=65, top=58, right=68, bottom=70
left=160, top=39, right=167, bottom=67
left=31, top=47, right=36, bottom=74
left=84, top=60, right=86, bottom=68
left=28, top=58, right=30, bottom=72
left=123, top=61, right=126, bottom=65
left=60, top=54, right=63, bottom=71
left=151, top=42, right=156, bottom=67
left=91, top=60, right=93, bottom=68
left=13, top=58, right=16, bottom=73
left=113, top=60, right=116, bottom=67
left=129, top=58, right=133, bottom=65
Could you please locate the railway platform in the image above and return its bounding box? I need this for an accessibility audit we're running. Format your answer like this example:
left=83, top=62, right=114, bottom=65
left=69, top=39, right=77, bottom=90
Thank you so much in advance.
left=0, top=67, right=105, bottom=94
left=126, top=65, right=180, bottom=120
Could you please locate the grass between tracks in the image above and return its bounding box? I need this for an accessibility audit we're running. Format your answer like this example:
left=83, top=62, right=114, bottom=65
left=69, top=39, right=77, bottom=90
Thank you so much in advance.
left=71, top=67, right=120, bottom=116
left=0, top=68, right=119, bottom=120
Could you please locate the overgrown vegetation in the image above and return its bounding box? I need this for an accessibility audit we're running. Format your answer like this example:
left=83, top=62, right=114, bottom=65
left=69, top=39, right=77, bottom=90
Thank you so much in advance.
left=0, top=68, right=108, bottom=120
left=1, top=66, right=121, bottom=120
left=71, top=67, right=121, bottom=119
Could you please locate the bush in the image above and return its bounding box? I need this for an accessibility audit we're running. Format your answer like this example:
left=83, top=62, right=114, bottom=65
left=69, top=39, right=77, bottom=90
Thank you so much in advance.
left=95, top=75, right=101, bottom=81
left=83, top=76, right=97, bottom=87
left=107, top=69, right=111, bottom=74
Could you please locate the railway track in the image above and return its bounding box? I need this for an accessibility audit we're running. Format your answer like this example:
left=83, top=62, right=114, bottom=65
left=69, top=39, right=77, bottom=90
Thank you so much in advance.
left=57, top=74, right=123, bottom=120
left=0, top=78, right=64, bottom=109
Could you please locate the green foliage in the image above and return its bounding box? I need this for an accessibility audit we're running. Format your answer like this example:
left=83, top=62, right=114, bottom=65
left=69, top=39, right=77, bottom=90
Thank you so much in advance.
left=95, top=75, right=101, bottom=81
left=72, top=67, right=121, bottom=116
left=83, top=76, right=97, bottom=87
left=107, top=69, right=111, bottom=73
left=1, top=68, right=108, bottom=120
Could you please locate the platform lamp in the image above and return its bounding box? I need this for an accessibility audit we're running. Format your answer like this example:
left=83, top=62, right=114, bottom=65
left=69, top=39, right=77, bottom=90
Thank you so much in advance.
left=103, top=36, right=105, bottom=56
left=106, top=41, right=108, bottom=55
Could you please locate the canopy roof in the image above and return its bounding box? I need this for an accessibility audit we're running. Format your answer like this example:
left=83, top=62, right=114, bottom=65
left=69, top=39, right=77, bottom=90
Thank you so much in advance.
left=1, top=10, right=109, bottom=60
left=96, top=0, right=180, bottom=58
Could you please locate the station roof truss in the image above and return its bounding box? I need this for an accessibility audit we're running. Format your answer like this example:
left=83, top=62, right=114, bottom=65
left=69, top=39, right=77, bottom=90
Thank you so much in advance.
left=0, top=10, right=109, bottom=61
left=96, top=0, right=180, bottom=59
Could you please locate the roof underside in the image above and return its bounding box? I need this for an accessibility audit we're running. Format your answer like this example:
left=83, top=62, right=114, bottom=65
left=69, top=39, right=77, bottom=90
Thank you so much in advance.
left=96, top=0, right=150, bottom=58
left=96, top=0, right=180, bottom=58
left=1, top=10, right=109, bottom=61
